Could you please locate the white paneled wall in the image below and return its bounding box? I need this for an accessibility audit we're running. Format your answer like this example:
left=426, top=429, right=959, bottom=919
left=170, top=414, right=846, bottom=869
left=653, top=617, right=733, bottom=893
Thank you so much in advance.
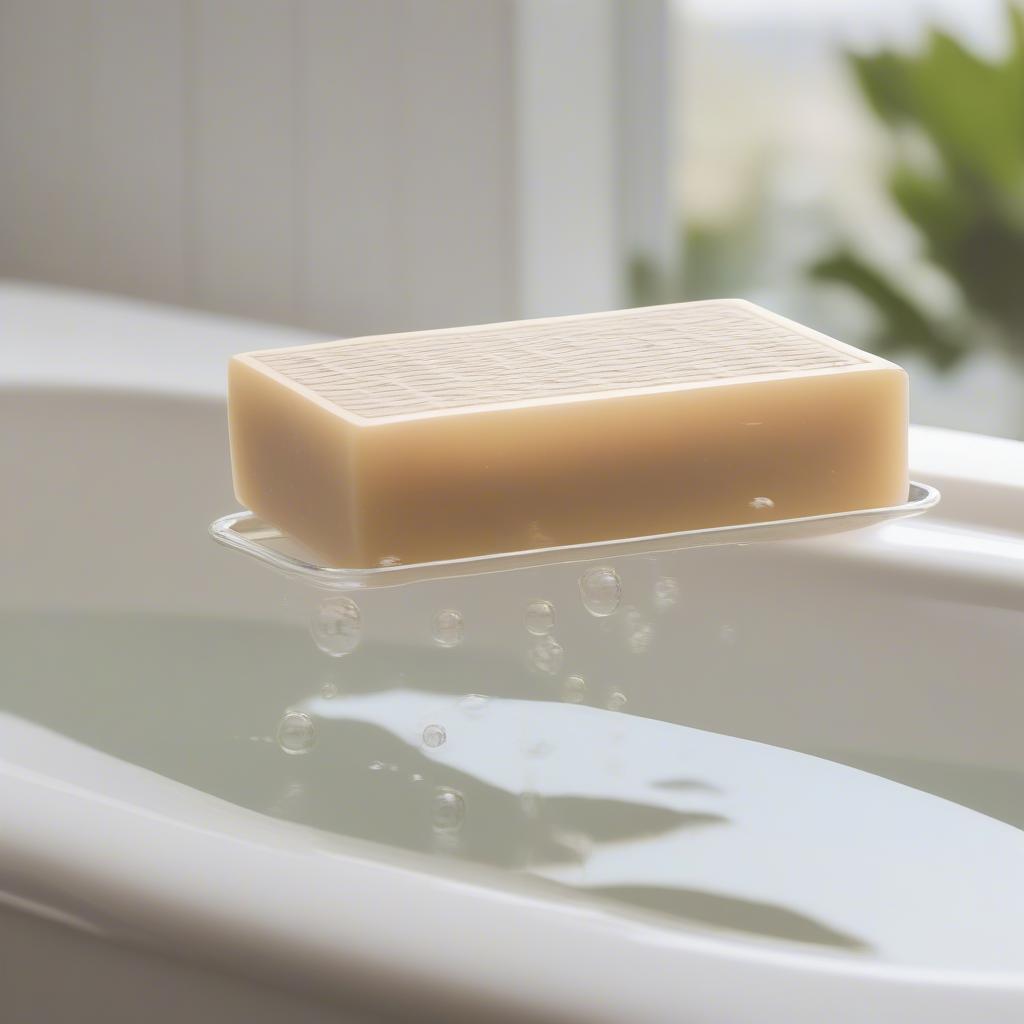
left=0, top=0, right=669, bottom=337
left=190, top=0, right=297, bottom=323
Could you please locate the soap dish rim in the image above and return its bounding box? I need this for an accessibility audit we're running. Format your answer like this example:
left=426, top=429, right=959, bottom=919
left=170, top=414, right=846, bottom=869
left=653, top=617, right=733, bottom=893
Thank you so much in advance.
left=209, top=482, right=940, bottom=590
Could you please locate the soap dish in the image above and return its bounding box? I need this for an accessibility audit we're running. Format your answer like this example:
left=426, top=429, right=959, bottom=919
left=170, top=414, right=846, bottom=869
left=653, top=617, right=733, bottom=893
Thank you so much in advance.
left=209, top=482, right=939, bottom=590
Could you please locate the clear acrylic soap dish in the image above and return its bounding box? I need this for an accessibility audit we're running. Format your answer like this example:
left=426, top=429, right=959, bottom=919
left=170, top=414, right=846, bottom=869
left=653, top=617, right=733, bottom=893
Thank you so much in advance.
left=209, top=482, right=940, bottom=591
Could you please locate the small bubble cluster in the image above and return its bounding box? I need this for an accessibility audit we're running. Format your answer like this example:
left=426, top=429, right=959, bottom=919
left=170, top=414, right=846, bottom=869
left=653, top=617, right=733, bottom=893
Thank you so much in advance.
left=422, top=723, right=447, bottom=749
left=579, top=566, right=622, bottom=617
left=624, top=608, right=654, bottom=654
left=309, top=596, right=361, bottom=657
left=749, top=496, right=775, bottom=511
left=563, top=674, right=587, bottom=704
left=628, top=626, right=654, bottom=654
left=276, top=711, right=316, bottom=755
left=606, top=690, right=628, bottom=712
left=431, top=787, right=466, bottom=833
left=378, top=555, right=402, bottom=567
left=432, top=608, right=465, bottom=647
left=320, top=681, right=338, bottom=699
left=524, top=599, right=556, bottom=636
left=653, top=576, right=680, bottom=610
left=529, top=635, right=565, bottom=675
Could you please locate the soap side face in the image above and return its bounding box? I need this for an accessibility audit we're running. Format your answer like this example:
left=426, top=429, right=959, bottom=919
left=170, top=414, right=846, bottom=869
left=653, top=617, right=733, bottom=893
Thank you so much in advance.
left=228, top=355, right=363, bottom=561
left=352, top=364, right=909, bottom=567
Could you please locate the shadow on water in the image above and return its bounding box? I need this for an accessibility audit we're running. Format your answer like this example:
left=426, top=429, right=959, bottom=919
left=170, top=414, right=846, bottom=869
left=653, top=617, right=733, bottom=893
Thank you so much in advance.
left=264, top=723, right=870, bottom=952
left=557, top=884, right=869, bottom=951
left=0, top=612, right=723, bottom=863
left=2, top=611, right=871, bottom=953
left=266, top=718, right=726, bottom=870
left=650, top=776, right=723, bottom=794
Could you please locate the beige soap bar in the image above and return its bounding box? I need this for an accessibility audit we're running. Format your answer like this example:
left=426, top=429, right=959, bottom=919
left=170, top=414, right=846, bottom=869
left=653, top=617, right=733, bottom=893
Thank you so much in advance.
left=228, top=299, right=908, bottom=568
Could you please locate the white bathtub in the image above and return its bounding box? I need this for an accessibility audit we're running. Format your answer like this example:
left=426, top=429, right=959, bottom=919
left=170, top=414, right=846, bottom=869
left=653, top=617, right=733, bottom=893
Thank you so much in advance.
left=3, top=283, right=1024, bottom=1022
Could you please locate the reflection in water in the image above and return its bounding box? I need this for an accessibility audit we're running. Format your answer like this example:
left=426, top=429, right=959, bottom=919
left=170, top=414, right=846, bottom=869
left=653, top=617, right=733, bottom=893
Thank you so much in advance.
left=260, top=716, right=718, bottom=870
left=554, top=884, right=867, bottom=951
left=11, top=608, right=1024, bottom=960
left=431, top=608, right=465, bottom=648
left=422, top=723, right=447, bottom=749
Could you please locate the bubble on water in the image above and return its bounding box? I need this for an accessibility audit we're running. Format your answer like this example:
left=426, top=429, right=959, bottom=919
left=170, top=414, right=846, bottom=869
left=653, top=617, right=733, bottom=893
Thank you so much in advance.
left=309, top=596, right=361, bottom=657
left=563, top=674, right=587, bottom=704
left=368, top=760, right=387, bottom=772
left=432, top=608, right=464, bottom=647
left=422, top=723, right=447, bottom=749
left=431, top=787, right=465, bottom=833
left=528, top=635, right=565, bottom=675
left=749, top=496, right=775, bottom=511
left=628, top=626, right=654, bottom=654
left=653, top=576, right=680, bottom=610
left=378, top=555, right=401, bottom=567
left=276, top=711, right=316, bottom=755
left=459, top=693, right=490, bottom=718
left=524, top=599, right=556, bottom=636
left=623, top=607, right=654, bottom=654
left=628, top=622, right=654, bottom=654
left=320, top=681, right=338, bottom=699
left=579, top=566, right=621, bottom=617
left=720, top=624, right=738, bottom=645
left=410, top=773, right=425, bottom=783
left=606, top=690, right=628, bottom=712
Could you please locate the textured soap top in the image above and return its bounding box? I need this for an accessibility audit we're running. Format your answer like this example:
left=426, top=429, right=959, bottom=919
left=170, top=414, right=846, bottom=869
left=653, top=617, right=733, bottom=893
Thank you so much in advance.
left=251, top=300, right=869, bottom=421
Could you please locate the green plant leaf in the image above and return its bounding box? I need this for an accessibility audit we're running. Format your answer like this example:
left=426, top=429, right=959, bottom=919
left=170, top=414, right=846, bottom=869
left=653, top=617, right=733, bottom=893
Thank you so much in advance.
left=811, top=250, right=967, bottom=369
left=814, top=4, right=1024, bottom=370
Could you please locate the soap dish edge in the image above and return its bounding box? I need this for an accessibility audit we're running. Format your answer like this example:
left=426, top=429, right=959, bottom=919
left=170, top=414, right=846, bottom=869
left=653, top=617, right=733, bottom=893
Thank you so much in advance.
left=209, top=483, right=940, bottom=591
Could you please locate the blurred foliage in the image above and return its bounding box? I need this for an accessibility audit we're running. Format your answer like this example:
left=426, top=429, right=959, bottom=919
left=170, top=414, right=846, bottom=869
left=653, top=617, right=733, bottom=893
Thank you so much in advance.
left=812, top=5, right=1024, bottom=370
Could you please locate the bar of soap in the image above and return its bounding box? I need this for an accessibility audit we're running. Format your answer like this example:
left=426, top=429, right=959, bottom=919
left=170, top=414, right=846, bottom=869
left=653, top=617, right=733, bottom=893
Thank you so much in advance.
left=228, top=299, right=908, bottom=568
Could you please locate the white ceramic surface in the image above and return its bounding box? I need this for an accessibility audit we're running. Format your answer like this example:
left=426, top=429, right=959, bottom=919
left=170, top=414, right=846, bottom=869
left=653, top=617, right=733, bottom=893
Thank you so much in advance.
left=3, top=283, right=1024, bottom=1023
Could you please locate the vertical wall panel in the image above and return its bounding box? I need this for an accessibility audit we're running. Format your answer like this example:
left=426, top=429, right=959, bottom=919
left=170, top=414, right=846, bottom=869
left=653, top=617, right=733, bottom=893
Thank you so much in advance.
left=401, top=0, right=516, bottom=329
left=515, top=0, right=621, bottom=318
left=0, top=0, right=94, bottom=284
left=301, top=0, right=407, bottom=336
left=190, top=0, right=296, bottom=323
left=0, top=1, right=669, bottom=336
left=618, top=0, right=674, bottom=277
left=88, top=0, right=187, bottom=302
